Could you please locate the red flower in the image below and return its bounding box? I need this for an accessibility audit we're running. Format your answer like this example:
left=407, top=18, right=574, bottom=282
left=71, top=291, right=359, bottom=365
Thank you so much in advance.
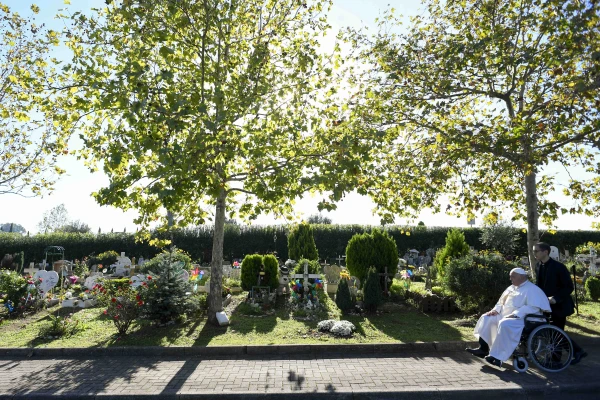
left=137, top=301, right=144, bottom=306
left=114, top=315, right=119, bottom=320
left=117, top=304, right=122, bottom=309
left=147, top=276, right=152, bottom=280
left=85, top=290, right=89, bottom=293
left=129, top=281, right=133, bottom=284
left=38, top=278, right=43, bottom=282
left=135, top=294, right=141, bottom=301
left=111, top=298, right=117, bottom=303
left=103, top=310, right=108, bottom=315
left=142, top=282, right=148, bottom=287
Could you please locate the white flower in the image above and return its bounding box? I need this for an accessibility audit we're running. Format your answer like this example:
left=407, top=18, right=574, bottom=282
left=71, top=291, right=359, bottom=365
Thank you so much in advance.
left=330, top=320, right=355, bottom=337
left=317, top=319, right=336, bottom=332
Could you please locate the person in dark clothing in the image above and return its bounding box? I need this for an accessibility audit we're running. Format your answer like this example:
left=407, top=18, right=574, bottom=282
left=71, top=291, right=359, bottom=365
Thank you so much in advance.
left=534, top=242, right=588, bottom=365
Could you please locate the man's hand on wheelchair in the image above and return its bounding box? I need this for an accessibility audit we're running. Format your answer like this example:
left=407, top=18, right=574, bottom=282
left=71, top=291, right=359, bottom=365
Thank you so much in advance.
left=485, top=310, right=499, bottom=316
left=548, top=296, right=557, bottom=305
left=505, top=314, right=519, bottom=319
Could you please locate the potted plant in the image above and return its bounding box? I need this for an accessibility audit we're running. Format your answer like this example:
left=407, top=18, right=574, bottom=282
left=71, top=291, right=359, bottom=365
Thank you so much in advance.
left=224, top=277, right=242, bottom=294
left=324, top=265, right=342, bottom=294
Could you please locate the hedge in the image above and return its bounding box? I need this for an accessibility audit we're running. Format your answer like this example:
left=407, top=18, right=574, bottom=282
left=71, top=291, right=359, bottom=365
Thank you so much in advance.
left=1, top=225, right=600, bottom=267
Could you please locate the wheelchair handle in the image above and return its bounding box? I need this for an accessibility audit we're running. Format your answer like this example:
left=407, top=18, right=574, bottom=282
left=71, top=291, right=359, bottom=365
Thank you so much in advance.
left=523, top=313, right=550, bottom=322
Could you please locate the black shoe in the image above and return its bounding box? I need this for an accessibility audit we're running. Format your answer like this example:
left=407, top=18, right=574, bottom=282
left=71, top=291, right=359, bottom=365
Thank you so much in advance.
left=571, top=351, right=588, bottom=365
left=485, top=355, right=502, bottom=367
left=466, top=347, right=488, bottom=358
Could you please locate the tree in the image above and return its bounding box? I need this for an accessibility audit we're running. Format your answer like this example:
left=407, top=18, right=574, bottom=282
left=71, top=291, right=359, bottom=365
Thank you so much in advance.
left=0, top=223, right=26, bottom=234
left=363, top=266, right=382, bottom=312
left=345, top=229, right=398, bottom=282
left=344, top=0, right=600, bottom=275
left=307, top=213, right=332, bottom=224
left=64, top=0, right=345, bottom=324
left=37, top=203, right=69, bottom=233
left=480, top=213, right=519, bottom=256
left=0, top=3, right=68, bottom=196
left=57, top=220, right=91, bottom=234
left=288, top=222, right=319, bottom=261
left=434, top=229, right=470, bottom=277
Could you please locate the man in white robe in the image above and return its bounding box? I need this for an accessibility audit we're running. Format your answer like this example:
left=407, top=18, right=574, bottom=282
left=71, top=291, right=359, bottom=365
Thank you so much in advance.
left=466, top=267, right=551, bottom=367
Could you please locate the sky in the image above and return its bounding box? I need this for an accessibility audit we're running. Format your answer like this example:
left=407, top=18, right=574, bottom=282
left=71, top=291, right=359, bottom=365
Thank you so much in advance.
left=0, top=0, right=597, bottom=234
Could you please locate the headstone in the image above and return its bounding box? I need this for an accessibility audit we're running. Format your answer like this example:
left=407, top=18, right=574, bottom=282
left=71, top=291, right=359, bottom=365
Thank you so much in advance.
left=323, top=265, right=342, bottom=284
left=130, top=274, right=147, bottom=288
left=550, top=246, right=559, bottom=261
left=84, top=275, right=101, bottom=290
left=33, top=270, right=59, bottom=297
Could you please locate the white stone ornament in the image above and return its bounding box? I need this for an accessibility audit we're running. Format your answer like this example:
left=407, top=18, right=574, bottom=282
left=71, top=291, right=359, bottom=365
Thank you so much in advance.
left=33, top=270, right=59, bottom=296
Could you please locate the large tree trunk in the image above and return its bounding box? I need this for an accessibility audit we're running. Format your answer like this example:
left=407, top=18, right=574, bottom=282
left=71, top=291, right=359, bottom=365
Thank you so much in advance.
left=525, top=171, right=539, bottom=279
left=207, top=189, right=227, bottom=325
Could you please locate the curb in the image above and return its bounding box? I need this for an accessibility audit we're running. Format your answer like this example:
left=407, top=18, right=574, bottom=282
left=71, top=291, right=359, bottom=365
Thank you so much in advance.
left=2, top=383, right=600, bottom=400
left=1, top=337, right=597, bottom=359
left=0, top=341, right=478, bottom=358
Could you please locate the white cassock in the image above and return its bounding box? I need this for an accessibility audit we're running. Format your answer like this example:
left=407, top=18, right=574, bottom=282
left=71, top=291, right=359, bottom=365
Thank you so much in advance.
left=473, top=280, right=551, bottom=362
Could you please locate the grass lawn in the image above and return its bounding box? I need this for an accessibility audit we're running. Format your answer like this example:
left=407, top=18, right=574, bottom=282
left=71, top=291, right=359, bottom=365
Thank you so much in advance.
left=0, top=291, right=598, bottom=349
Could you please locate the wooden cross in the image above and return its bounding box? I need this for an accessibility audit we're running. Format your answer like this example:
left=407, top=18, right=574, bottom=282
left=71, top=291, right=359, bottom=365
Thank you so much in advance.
left=378, top=266, right=395, bottom=295
left=291, top=261, right=321, bottom=295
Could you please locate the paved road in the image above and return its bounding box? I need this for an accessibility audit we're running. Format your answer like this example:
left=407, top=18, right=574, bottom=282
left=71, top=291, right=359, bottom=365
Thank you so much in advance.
left=0, top=346, right=598, bottom=399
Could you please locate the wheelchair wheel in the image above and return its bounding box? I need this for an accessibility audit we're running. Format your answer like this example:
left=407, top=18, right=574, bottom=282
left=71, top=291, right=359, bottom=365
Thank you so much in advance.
left=527, top=324, right=573, bottom=373
left=513, top=356, right=528, bottom=373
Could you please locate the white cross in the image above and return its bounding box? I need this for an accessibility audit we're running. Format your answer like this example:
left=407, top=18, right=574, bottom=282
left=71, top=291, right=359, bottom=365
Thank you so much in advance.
left=291, top=261, right=320, bottom=293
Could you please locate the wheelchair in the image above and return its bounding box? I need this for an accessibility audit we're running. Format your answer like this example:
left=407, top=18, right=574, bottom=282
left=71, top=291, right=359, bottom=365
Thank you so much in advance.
left=511, top=313, right=573, bottom=373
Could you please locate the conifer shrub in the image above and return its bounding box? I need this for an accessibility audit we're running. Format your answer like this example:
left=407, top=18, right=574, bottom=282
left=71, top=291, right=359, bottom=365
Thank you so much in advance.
left=288, top=222, right=318, bottom=261
left=345, top=229, right=398, bottom=282
left=585, top=276, right=600, bottom=301
left=363, top=266, right=382, bottom=312
left=262, top=254, right=280, bottom=290
left=140, top=253, right=194, bottom=324
left=241, top=254, right=279, bottom=291
left=335, top=278, right=353, bottom=313
left=241, top=254, right=263, bottom=291
left=434, top=228, right=470, bottom=277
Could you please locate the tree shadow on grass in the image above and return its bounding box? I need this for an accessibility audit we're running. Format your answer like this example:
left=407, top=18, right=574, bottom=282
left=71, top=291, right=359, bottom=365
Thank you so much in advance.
left=363, top=302, right=466, bottom=343
left=567, top=320, right=600, bottom=336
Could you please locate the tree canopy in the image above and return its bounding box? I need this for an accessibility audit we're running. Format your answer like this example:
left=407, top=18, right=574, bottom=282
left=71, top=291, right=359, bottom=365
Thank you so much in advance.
left=63, top=0, right=362, bottom=323
left=344, top=0, right=600, bottom=270
left=0, top=3, right=69, bottom=196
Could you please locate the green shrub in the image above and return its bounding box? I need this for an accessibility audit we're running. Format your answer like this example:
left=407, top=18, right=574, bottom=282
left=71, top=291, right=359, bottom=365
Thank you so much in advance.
left=95, top=278, right=131, bottom=306
left=188, top=292, right=208, bottom=316
left=288, top=222, right=318, bottom=261
left=0, top=269, right=29, bottom=315
left=346, top=229, right=398, bottom=283
left=88, top=250, right=119, bottom=268
left=39, top=314, right=80, bottom=338
left=137, top=248, right=192, bottom=274
left=431, top=286, right=445, bottom=296
left=434, top=229, right=470, bottom=277
left=96, top=282, right=143, bottom=335
left=262, top=254, right=280, bottom=290
left=442, top=254, right=516, bottom=314
left=294, top=258, right=321, bottom=276
left=575, top=242, right=600, bottom=255
left=241, top=254, right=264, bottom=291
left=389, top=279, right=405, bottom=301
left=480, top=218, right=519, bottom=256
left=585, top=276, right=600, bottom=301
left=141, top=253, right=194, bottom=324
left=363, top=266, right=382, bottom=312
left=335, top=278, right=353, bottom=313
